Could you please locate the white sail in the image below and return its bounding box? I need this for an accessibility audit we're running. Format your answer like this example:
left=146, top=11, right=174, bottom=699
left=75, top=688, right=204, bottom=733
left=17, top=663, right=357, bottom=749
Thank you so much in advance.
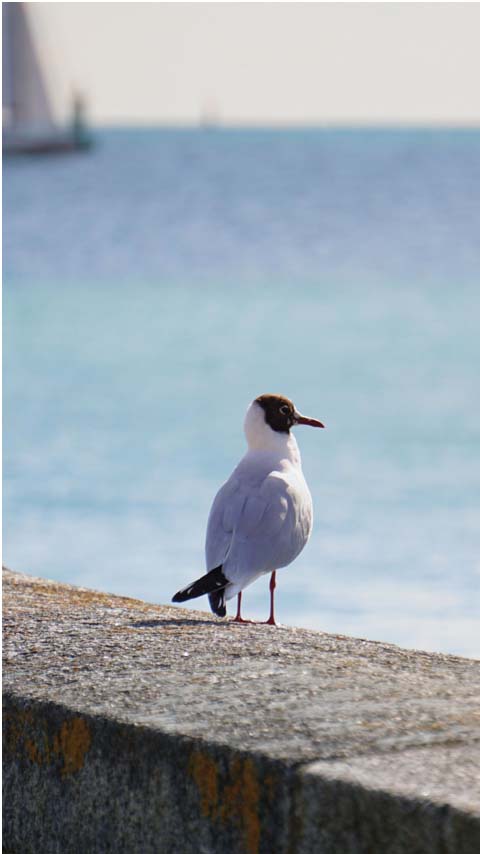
left=2, top=3, right=55, bottom=132
left=2, top=3, right=91, bottom=154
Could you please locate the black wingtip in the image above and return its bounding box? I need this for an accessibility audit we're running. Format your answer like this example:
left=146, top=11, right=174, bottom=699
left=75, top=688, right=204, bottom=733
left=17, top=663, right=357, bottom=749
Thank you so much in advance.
left=172, top=565, right=228, bottom=605
left=171, top=585, right=197, bottom=603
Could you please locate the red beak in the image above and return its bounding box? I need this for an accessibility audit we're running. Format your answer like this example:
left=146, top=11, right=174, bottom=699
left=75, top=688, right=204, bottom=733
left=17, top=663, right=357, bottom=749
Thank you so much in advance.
left=294, top=412, right=325, bottom=428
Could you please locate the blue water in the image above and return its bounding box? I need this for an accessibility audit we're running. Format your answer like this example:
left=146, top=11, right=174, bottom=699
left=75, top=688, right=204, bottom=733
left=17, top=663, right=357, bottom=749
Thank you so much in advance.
left=4, top=127, right=480, bottom=656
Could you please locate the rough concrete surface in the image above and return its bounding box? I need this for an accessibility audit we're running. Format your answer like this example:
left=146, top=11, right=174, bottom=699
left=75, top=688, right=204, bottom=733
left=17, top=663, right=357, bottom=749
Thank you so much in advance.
left=3, top=567, right=480, bottom=853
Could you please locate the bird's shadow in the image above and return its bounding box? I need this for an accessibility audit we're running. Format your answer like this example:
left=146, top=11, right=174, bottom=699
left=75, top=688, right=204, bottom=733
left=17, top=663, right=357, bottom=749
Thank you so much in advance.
left=130, top=618, right=231, bottom=629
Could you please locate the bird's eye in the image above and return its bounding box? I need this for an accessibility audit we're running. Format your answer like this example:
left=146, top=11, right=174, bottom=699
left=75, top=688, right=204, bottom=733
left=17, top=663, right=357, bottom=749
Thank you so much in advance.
left=279, top=405, right=290, bottom=416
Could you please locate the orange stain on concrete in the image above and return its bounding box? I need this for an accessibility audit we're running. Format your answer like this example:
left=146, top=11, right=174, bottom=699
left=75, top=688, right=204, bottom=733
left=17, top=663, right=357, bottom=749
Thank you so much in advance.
left=5, top=709, right=91, bottom=777
left=188, top=750, right=219, bottom=819
left=24, top=738, right=41, bottom=764
left=189, top=750, right=261, bottom=854
left=221, top=757, right=261, bottom=854
left=53, top=717, right=92, bottom=777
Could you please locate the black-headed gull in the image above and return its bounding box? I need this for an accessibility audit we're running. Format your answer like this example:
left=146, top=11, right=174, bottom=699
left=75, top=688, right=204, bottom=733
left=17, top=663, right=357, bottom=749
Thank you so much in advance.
left=172, top=393, right=324, bottom=625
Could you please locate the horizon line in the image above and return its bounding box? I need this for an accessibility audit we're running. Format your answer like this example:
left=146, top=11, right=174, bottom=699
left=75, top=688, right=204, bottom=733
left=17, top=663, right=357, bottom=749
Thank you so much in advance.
left=89, top=118, right=480, bottom=131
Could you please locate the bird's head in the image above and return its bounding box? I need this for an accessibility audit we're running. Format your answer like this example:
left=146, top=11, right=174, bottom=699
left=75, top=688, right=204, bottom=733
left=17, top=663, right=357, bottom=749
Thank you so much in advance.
left=244, top=393, right=324, bottom=449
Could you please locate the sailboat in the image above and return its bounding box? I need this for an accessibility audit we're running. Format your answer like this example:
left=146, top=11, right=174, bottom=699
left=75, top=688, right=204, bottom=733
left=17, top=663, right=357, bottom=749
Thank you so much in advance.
left=2, top=3, right=92, bottom=155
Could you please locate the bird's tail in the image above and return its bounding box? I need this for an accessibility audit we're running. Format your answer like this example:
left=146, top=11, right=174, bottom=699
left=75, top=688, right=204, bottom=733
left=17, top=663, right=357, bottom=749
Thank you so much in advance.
left=172, top=565, right=228, bottom=617
left=208, top=589, right=227, bottom=618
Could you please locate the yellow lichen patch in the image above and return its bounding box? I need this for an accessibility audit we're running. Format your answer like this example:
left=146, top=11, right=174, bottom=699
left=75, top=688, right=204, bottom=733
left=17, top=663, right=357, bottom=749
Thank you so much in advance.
left=52, top=717, right=92, bottom=777
left=221, top=758, right=261, bottom=854
left=188, top=750, right=219, bottom=819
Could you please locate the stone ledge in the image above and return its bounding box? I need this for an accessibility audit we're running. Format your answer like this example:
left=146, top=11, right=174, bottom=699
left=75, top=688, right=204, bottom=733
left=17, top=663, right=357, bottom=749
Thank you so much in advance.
left=3, top=568, right=480, bottom=853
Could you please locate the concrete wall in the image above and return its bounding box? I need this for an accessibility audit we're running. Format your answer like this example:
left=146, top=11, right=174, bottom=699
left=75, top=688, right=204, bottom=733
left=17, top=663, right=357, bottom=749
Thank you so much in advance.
left=3, top=568, right=480, bottom=853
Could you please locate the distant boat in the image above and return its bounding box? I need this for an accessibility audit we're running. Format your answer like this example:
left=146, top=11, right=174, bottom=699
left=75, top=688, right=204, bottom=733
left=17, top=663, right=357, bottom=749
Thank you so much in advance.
left=2, top=3, right=92, bottom=155
left=200, top=98, right=221, bottom=130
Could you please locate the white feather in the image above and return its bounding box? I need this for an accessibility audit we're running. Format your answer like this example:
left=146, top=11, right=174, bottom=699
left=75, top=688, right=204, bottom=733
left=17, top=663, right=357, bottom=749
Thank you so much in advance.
left=205, top=401, right=313, bottom=601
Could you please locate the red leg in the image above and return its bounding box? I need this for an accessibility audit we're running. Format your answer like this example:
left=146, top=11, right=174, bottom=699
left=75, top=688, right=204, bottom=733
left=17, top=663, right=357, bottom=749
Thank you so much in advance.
left=232, top=592, right=251, bottom=623
left=232, top=591, right=256, bottom=624
left=263, top=571, right=277, bottom=625
left=233, top=592, right=243, bottom=622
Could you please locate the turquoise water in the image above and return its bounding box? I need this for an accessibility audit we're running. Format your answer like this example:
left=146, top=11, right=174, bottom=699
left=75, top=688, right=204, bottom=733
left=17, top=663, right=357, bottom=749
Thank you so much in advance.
left=4, top=128, right=480, bottom=656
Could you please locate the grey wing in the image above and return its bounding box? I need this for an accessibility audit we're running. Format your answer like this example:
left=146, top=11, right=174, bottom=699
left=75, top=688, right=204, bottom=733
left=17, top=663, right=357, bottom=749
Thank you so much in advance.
left=205, top=475, right=244, bottom=571
left=224, top=474, right=310, bottom=588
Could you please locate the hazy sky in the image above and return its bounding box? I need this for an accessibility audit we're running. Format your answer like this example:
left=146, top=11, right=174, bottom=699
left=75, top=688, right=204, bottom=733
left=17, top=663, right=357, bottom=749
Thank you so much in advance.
left=32, top=2, right=480, bottom=125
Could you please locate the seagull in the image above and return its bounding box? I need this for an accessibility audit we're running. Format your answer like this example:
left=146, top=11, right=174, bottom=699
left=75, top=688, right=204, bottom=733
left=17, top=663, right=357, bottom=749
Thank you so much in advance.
left=172, top=393, right=324, bottom=625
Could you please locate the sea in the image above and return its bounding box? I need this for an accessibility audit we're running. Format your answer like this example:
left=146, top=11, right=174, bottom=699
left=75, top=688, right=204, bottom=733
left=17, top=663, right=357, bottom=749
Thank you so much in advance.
left=3, top=127, right=480, bottom=657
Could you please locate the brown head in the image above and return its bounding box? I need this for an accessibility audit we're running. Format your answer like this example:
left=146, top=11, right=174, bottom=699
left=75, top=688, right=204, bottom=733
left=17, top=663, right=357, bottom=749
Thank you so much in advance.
left=254, top=393, right=325, bottom=434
